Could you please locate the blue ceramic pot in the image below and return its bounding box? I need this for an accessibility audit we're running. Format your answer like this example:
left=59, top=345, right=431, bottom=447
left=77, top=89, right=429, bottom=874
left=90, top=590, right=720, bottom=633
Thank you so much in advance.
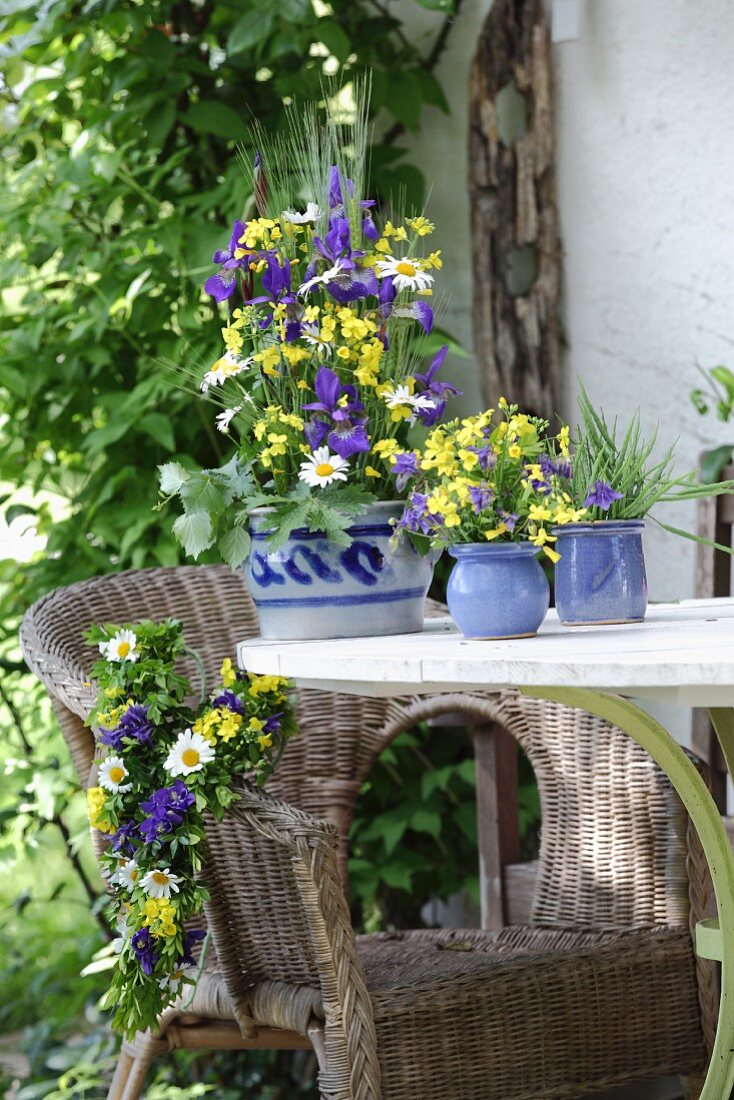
left=245, top=501, right=436, bottom=640
left=553, top=520, right=648, bottom=625
left=446, top=542, right=550, bottom=640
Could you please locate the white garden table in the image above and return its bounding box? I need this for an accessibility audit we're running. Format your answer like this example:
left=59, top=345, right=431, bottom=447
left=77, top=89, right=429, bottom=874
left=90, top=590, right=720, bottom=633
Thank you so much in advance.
left=239, top=597, right=734, bottom=1100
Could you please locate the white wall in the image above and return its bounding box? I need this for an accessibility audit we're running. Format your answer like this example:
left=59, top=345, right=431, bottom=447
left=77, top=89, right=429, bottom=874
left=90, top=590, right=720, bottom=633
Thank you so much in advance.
left=554, top=0, right=734, bottom=602
left=402, top=0, right=734, bottom=603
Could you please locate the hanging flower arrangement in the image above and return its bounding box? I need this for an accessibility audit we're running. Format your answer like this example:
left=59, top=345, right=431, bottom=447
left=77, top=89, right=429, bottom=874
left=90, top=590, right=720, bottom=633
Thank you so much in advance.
left=84, top=619, right=295, bottom=1037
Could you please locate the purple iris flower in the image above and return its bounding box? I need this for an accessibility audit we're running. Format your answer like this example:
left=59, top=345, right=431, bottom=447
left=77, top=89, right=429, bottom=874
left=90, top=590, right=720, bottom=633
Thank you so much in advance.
left=132, top=928, right=159, bottom=976
left=378, top=275, right=396, bottom=320
left=468, top=485, right=493, bottom=513
left=247, top=254, right=296, bottom=330
left=212, top=690, right=245, bottom=715
left=303, top=367, right=370, bottom=458
left=100, top=703, right=155, bottom=751
left=204, top=220, right=246, bottom=301
left=412, top=346, right=461, bottom=426
left=111, top=820, right=139, bottom=856
left=584, top=480, right=623, bottom=511
left=180, top=929, right=206, bottom=968
left=539, top=454, right=573, bottom=481
left=498, top=510, right=519, bottom=532
left=311, top=214, right=378, bottom=305
left=391, top=451, right=420, bottom=491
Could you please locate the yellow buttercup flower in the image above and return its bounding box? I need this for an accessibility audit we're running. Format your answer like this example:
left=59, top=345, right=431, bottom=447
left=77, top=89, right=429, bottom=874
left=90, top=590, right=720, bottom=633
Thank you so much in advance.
left=258, top=733, right=273, bottom=751
left=484, top=524, right=508, bottom=541
left=87, top=787, right=115, bottom=834
left=220, top=657, right=236, bottom=688
left=365, top=466, right=381, bottom=478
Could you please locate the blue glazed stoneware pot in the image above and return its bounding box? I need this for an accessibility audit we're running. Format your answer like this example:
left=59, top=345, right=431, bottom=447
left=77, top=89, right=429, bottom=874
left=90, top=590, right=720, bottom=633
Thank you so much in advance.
left=245, top=501, right=436, bottom=640
left=446, top=542, right=550, bottom=640
left=553, top=519, right=648, bottom=625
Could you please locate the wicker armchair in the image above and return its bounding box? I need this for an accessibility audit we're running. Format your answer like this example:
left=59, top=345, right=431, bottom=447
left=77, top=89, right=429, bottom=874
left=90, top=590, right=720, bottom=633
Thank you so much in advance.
left=205, top=770, right=715, bottom=1100
left=20, top=565, right=716, bottom=1099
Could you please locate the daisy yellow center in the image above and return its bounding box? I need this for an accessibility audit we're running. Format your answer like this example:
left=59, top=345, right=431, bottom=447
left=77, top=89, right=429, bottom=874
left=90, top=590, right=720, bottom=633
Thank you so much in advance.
left=396, top=261, right=416, bottom=277
left=130, top=869, right=139, bottom=881
left=152, top=872, right=169, bottom=885
left=182, top=748, right=200, bottom=767
left=316, top=462, right=335, bottom=477
left=117, top=641, right=131, bottom=658
left=109, top=766, right=126, bottom=784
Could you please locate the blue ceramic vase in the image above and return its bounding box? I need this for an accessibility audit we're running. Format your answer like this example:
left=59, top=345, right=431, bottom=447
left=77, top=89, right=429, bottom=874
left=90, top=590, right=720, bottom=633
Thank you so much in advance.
left=553, top=520, right=648, bottom=625
left=245, top=501, right=436, bottom=640
left=446, top=542, right=550, bottom=640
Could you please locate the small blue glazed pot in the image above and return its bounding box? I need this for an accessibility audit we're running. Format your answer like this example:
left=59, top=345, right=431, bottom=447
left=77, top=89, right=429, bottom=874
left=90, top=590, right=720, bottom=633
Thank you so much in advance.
left=553, top=520, right=648, bottom=625
left=446, top=542, right=550, bottom=640
left=246, top=501, right=436, bottom=640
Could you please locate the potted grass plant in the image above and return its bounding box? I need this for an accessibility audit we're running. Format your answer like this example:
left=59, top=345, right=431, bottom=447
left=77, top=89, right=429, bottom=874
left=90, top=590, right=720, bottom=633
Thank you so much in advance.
left=552, top=386, right=734, bottom=625
left=391, top=399, right=580, bottom=639
left=159, top=84, right=461, bottom=640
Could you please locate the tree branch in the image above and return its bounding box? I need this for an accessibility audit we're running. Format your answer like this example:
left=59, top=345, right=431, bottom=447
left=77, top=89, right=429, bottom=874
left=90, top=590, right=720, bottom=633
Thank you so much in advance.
left=0, top=676, right=109, bottom=936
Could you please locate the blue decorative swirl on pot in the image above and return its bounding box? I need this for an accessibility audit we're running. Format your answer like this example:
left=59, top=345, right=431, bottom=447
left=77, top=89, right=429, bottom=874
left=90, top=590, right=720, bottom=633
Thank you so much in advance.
left=245, top=502, right=436, bottom=640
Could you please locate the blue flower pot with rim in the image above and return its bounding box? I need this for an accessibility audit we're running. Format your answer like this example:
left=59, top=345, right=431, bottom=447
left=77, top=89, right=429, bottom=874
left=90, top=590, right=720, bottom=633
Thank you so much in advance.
left=552, top=519, right=648, bottom=626
left=446, top=542, right=550, bottom=640
left=245, top=500, right=437, bottom=640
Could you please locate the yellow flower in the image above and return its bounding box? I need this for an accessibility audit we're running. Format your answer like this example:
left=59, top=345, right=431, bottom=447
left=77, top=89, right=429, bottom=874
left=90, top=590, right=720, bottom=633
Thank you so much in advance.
left=508, top=444, right=522, bottom=459
left=407, top=215, right=434, bottom=236
left=365, top=466, right=381, bottom=478
left=248, top=716, right=265, bottom=733
left=87, top=787, right=115, bottom=834
left=266, top=433, right=288, bottom=456
left=543, top=545, right=561, bottom=563
left=248, top=673, right=289, bottom=697
left=281, top=345, right=309, bottom=366
left=258, top=733, right=273, bottom=751
left=484, top=524, right=508, bottom=541
left=528, top=504, right=552, bottom=523
left=426, top=250, right=443, bottom=270
left=530, top=527, right=557, bottom=552
left=220, top=657, right=236, bottom=688
left=374, top=237, right=391, bottom=253
left=254, top=346, right=281, bottom=374
left=372, top=438, right=401, bottom=460
left=558, top=425, right=570, bottom=457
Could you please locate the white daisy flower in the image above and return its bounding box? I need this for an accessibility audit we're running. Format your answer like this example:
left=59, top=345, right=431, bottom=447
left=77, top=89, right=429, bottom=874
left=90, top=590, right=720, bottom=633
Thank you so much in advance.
left=158, top=964, right=196, bottom=994
left=381, top=385, right=436, bottom=412
left=282, top=201, right=322, bottom=224
left=375, top=255, right=434, bottom=294
left=201, top=353, right=252, bottom=393
left=215, top=405, right=243, bottom=433
left=111, top=858, right=140, bottom=892
left=99, top=628, right=139, bottom=663
left=141, top=867, right=181, bottom=899
left=298, top=447, right=350, bottom=488
left=297, top=260, right=346, bottom=297
left=164, top=729, right=215, bottom=777
left=301, top=323, right=333, bottom=356
left=99, top=755, right=133, bottom=793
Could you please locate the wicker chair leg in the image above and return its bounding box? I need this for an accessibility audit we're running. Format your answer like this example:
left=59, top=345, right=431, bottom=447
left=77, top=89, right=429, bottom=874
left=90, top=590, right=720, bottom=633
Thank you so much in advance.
left=107, top=1034, right=166, bottom=1100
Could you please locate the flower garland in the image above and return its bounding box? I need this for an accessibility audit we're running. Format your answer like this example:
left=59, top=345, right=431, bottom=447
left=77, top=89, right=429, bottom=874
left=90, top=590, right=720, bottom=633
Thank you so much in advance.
left=84, top=618, right=295, bottom=1037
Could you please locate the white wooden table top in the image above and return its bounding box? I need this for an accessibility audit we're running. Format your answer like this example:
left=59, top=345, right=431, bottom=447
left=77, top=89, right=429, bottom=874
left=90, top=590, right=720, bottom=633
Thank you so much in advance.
left=238, top=598, right=734, bottom=707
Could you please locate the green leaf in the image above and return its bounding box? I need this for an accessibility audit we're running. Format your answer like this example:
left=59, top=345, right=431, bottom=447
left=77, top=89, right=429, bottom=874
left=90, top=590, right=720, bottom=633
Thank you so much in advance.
left=183, top=101, right=245, bottom=140
left=139, top=412, right=176, bottom=451
left=143, top=103, right=176, bottom=149
left=158, top=461, right=190, bottom=496
left=219, top=525, right=251, bottom=569
left=700, top=445, right=734, bottom=484
left=410, top=809, right=441, bottom=837
left=417, top=70, right=450, bottom=112
left=414, top=0, right=454, bottom=9
left=227, top=9, right=274, bottom=54
left=388, top=71, right=423, bottom=131
left=317, top=21, right=351, bottom=62
left=172, top=510, right=213, bottom=558
left=5, top=503, right=36, bottom=525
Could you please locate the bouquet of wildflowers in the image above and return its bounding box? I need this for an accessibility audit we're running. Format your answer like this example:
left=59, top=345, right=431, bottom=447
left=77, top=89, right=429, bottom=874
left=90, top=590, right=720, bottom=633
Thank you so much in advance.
left=84, top=619, right=295, bottom=1037
left=160, top=85, right=459, bottom=566
left=393, top=400, right=583, bottom=562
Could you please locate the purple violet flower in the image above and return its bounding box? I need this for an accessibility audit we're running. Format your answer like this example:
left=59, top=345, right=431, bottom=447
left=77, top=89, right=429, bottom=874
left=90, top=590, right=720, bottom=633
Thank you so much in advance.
left=467, top=445, right=496, bottom=473
left=584, top=480, right=624, bottom=511
left=101, top=703, right=155, bottom=751
left=139, top=781, right=194, bottom=844
left=132, top=928, right=159, bottom=976
left=468, top=485, right=493, bottom=514
left=111, top=820, right=139, bottom=856
left=262, top=712, right=283, bottom=735
left=391, top=451, right=420, bottom=492
left=498, top=510, right=519, bottom=532
left=396, top=493, right=444, bottom=536
left=212, top=690, right=245, bottom=715
left=204, top=220, right=246, bottom=301
left=180, top=929, right=206, bottom=968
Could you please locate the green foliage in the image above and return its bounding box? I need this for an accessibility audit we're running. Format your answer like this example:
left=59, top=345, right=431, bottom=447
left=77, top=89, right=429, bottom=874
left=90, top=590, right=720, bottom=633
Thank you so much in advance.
left=0, top=0, right=454, bottom=616
left=691, top=364, right=734, bottom=424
